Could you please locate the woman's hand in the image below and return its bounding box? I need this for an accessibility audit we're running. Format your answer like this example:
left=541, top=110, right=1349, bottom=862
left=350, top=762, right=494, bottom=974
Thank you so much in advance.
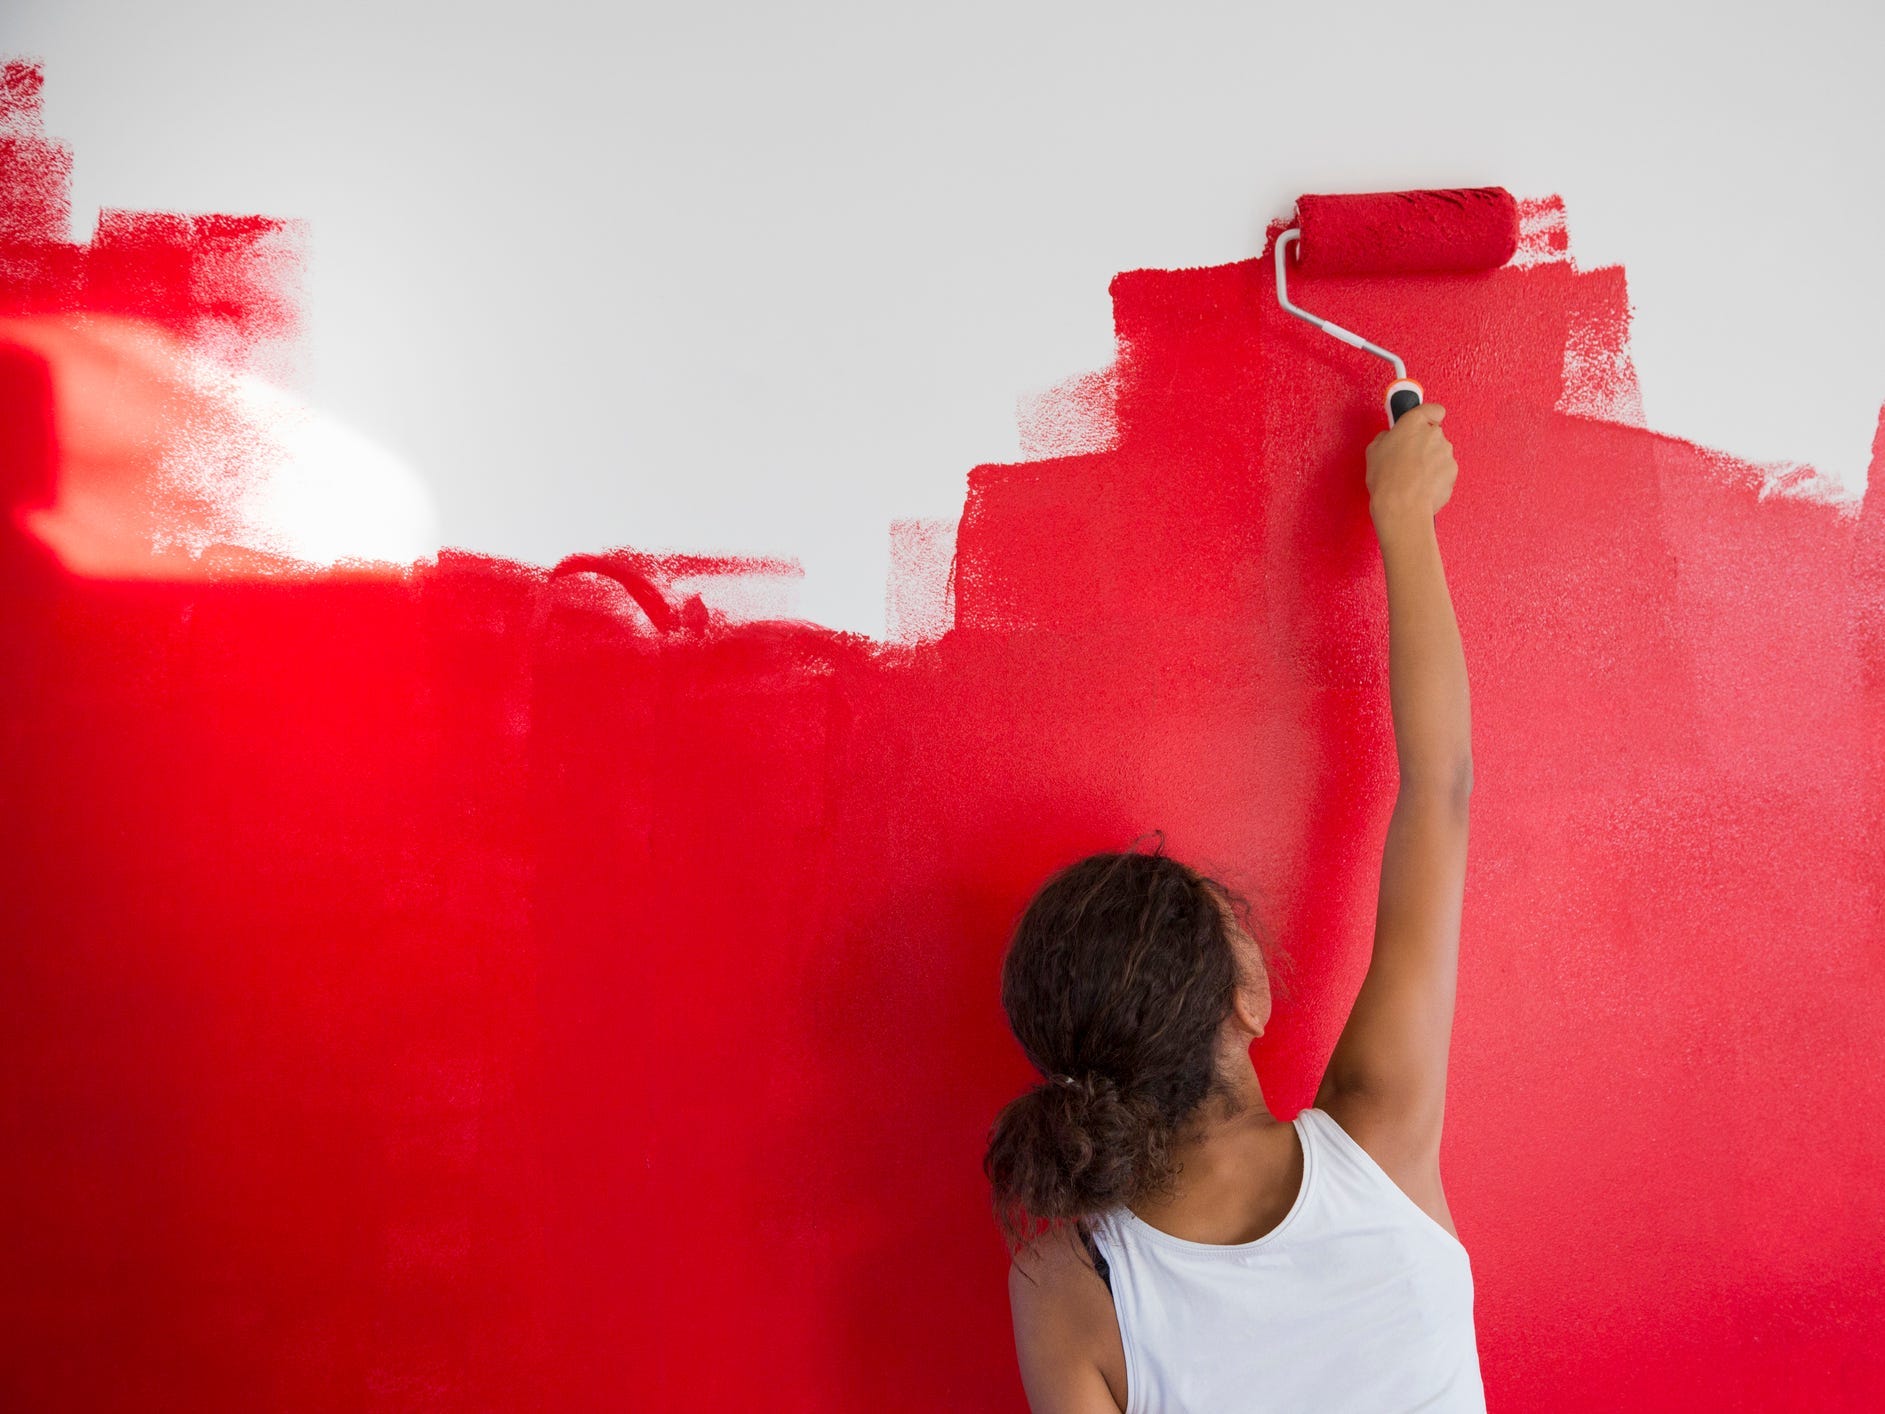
left=1365, top=403, right=1457, bottom=538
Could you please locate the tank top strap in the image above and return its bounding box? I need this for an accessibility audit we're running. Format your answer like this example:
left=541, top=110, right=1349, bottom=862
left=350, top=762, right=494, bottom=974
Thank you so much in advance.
left=1297, top=1104, right=1381, bottom=1196
left=1297, top=1105, right=1470, bottom=1255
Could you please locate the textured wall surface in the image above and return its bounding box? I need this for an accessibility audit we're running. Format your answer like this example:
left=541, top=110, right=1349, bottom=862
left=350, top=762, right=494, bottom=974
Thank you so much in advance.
left=3, top=45, right=1883, bottom=1414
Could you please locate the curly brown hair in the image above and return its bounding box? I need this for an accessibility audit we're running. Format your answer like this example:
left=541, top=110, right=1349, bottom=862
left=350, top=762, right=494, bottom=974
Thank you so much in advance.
left=982, top=833, right=1291, bottom=1269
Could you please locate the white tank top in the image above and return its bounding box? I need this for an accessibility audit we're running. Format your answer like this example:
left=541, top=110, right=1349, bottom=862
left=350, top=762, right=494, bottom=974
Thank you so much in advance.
left=1084, top=1106, right=1485, bottom=1413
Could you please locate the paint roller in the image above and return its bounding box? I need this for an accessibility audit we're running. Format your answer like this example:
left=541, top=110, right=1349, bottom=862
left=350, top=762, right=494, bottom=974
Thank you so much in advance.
left=1274, top=187, right=1519, bottom=424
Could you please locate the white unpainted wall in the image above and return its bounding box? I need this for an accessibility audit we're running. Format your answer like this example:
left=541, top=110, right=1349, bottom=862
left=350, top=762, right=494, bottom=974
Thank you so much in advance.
left=4, top=0, right=1880, bottom=637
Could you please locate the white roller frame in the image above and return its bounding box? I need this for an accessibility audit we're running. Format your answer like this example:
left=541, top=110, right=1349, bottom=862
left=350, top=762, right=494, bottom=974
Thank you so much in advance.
left=1273, top=229, right=1408, bottom=380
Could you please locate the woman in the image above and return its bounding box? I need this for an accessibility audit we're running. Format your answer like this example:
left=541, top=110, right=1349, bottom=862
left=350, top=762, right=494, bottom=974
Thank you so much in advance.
left=984, top=404, right=1482, bottom=1412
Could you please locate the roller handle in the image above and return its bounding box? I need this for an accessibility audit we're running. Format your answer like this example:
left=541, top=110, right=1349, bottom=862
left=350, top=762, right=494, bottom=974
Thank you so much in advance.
left=1386, top=378, right=1424, bottom=426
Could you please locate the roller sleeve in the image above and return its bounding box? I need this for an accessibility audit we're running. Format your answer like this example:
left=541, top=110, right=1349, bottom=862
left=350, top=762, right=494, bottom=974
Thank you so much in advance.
left=1294, top=187, right=1518, bottom=277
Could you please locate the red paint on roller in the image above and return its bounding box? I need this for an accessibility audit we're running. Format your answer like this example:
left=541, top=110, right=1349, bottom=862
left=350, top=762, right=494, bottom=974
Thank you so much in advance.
left=1294, top=186, right=1519, bottom=276
left=3, top=61, right=1884, bottom=1413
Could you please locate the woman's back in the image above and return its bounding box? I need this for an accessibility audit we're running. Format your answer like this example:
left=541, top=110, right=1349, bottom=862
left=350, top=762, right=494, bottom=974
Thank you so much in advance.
left=1081, top=1106, right=1483, bottom=1414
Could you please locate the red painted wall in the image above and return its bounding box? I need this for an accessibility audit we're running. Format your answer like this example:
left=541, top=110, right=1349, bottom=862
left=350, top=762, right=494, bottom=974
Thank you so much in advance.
left=3, top=60, right=1882, bottom=1411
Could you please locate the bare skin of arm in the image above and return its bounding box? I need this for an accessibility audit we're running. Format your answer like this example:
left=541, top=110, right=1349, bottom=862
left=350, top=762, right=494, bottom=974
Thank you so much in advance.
left=1313, top=403, right=1474, bottom=1226
left=1008, top=1225, right=1127, bottom=1413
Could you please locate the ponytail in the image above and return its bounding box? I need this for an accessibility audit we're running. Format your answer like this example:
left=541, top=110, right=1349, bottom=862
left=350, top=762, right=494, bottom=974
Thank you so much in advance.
left=984, top=1069, right=1180, bottom=1262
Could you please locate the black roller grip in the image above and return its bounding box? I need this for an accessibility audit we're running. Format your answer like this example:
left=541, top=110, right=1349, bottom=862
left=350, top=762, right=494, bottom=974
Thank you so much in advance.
left=1389, top=385, right=1423, bottom=424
